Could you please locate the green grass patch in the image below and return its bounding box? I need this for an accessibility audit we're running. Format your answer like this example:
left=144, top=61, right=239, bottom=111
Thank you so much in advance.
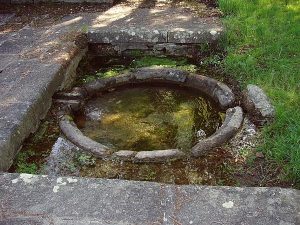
left=218, top=0, right=300, bottom=183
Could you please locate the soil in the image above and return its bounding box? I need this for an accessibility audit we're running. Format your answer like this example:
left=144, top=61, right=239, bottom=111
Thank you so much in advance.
left=234, top=155, right=293, bottom=187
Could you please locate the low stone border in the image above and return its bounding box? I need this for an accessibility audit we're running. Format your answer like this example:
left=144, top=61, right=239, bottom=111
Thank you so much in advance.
left=83, top=67, right=235, bottom=109
left=192, top=106, right=244, bottom=157
left=59, top=115, right=111, bottom=157
left=58, top=67, right=243, bottom=162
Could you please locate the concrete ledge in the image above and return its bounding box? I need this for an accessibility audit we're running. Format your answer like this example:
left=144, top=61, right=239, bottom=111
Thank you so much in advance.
left=88, top=7, right=223, bottom=45
left=0, top=173, right=299, bottom=225
left=0, top=48, right=86, bottom=171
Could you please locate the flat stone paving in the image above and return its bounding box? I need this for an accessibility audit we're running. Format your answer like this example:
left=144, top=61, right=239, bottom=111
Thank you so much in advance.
left=89, top=5, right=223, bottom=44
left=0, top=14, right=15, bottom=26
left=0, top=173, right=299, bottom=225
left=0, top=15, right=93, bottom=170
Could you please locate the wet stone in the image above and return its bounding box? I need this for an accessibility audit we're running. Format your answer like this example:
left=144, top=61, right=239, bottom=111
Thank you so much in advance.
left=192, top=106, right=243, bottom=157
left=84, top=105, right=104, bottom=121
left=53, top=87, right=87, bottom=100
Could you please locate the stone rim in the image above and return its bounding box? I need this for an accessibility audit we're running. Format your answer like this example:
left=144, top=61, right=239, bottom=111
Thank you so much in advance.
left=59, top=67, right=243, bottom=162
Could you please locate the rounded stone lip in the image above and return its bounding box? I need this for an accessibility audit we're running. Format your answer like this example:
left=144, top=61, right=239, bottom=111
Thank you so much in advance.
left=58, top=67, right=243, bottom=162
left=82, top=67, right=236, bottom=109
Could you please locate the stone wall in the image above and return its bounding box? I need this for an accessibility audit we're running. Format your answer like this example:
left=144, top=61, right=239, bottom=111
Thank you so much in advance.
left=89, top=42, right=221, bottom=59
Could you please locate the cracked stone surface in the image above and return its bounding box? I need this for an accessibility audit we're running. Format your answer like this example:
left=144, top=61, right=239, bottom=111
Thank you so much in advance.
left=0, top=173, right=299, bottom=225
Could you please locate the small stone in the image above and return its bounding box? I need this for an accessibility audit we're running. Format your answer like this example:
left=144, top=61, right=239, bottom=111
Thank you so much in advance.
left=255, top=152, right=265, bottom=159
left=243, top=84, right=275, bottom=125
left=196, top=129, right=206, bottom=140
left=84, top=106, right=103, bottom=121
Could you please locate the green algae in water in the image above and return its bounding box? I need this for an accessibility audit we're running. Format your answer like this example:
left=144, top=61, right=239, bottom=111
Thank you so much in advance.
left=76, top=86, right=224, bottom=152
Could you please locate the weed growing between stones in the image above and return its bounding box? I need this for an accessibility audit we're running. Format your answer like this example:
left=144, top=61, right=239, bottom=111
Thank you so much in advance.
left=13, top=150, right=38, bottom=174
left=9, top=110, right=60, bottom=174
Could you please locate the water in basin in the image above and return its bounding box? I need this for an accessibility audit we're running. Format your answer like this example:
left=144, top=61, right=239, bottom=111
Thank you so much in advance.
left=75, top=85, right=224, bottom=152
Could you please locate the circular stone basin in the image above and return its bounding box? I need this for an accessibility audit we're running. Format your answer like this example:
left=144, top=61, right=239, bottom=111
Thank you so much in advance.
left=59, top=67, right=244, bottom=162
left=75, top=85, right=224, bottom=152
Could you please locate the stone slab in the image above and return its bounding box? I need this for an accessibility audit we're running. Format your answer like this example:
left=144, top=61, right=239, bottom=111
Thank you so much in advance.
left=0, top=27, right=42, bottom=55
left=0, top=173, right=299, bottom=225
left=0, top=14, right=15, bottom=26
left=0, top=54, right=18, bottom=71
left=0, top=12, right=91, bottom=171
left=88, top=6, right=223, bottom=44
left=0, top=60, right=63, bottom=171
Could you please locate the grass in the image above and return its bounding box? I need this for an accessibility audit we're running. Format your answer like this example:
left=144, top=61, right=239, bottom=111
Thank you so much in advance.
left=218, top=0, right=300, bottom=183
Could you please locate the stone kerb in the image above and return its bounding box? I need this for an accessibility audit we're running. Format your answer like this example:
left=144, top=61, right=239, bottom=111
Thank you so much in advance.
left=59, top=67, right=242, bottom=162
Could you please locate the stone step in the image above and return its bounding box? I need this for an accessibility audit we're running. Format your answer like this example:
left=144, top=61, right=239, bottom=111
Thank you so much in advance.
left=0, top=173, right=299, bottom=225
left=88, top=6, right=223, bottom=44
